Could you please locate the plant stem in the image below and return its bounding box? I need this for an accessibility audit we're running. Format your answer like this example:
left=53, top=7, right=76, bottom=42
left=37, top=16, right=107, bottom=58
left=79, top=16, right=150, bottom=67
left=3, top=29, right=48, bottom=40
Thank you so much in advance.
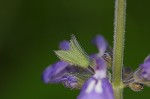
left=113, top=88, right=123, bottom=99
left=112, top=0, right=126, bottom=99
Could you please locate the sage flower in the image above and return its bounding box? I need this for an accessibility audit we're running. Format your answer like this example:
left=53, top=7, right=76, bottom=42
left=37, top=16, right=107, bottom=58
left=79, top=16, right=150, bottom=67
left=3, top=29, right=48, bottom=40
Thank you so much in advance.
left=42, top=35, right=114, bottom=98
left=77, top=58, right=114, bottom=99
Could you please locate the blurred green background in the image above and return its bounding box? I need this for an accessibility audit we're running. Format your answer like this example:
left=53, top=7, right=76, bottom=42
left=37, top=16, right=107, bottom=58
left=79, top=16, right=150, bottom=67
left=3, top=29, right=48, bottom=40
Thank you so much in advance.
left=0, top=0, right=150, bottom=99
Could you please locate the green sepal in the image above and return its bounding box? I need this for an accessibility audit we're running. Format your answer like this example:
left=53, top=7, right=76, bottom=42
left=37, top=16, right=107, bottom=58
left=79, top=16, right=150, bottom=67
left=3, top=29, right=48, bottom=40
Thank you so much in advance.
left=55, top=35, right=90, bottom=68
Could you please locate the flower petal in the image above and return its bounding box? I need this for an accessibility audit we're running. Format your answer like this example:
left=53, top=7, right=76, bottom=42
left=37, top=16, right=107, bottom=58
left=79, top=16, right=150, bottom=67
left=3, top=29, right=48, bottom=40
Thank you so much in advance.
left=59, top=40, right=70, bottom=50
left=78, top=56, right=114, bottom=99
left=77, top=78, right=114, bottom=99
left=135, top=55, right=150, bottom=82
left=42, top=61, right=69, bottom=83
left=92, top=35, right=108, bottom=56
left=42, top=61, right=92, bottom=89
left=140, top=62, right=150, bottom=80
left=95, top=58, right=107, bottom=71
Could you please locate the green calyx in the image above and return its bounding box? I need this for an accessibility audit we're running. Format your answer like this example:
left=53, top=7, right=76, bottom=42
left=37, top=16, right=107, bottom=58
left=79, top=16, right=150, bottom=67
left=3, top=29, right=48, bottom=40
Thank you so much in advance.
left=55, top=35, right=91, bottom=68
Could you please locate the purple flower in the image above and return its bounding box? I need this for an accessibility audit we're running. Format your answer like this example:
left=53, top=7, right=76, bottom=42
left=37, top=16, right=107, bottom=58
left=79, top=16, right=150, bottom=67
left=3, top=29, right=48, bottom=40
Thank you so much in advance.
left=77, top=58, right=114, bottom=99
left=140, top=55, right=150, bottom=80
left=42, top=41, right=80, bottom=88
left=42, top=35, right=114, bottom=99
left=42, top=61, right=69, bottom=83
left=42, top=40, right=93, bottom=88
left=42, top=60, right=82, bottom=89
left=91, top=35, right=112, bottom=69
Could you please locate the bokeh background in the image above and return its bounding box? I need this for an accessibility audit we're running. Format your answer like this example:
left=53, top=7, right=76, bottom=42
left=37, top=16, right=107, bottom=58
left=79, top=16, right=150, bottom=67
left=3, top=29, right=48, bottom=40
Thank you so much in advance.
left=0, top=0, right=150, bottom=99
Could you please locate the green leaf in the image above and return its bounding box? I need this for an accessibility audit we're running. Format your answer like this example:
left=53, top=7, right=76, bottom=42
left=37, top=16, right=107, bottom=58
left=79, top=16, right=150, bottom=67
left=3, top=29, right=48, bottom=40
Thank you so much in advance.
left=55, top=35, right=90, bottom=68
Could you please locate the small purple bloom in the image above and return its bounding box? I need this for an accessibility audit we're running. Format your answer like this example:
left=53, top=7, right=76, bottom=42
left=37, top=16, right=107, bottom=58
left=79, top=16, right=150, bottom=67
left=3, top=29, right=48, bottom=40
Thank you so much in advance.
left=140, top=56, right=150, bottom=80
left=42, top=60, right=92, bottom=89
left=59, top=40, right=70, bottom=50
left=42, top=61, right=80, bottom=88
left=77, top=58, right=114, bottom=99
left=42, top=61, right=69, bottom=83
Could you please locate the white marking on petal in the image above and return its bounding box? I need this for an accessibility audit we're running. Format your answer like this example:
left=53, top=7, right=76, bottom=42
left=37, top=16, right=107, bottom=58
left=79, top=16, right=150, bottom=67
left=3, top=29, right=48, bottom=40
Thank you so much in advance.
left=93, top=70, right=106, bottom=79
left=85, top=80, right=96, bottom=93
left=98, top=50, right=105, bottom=57
left=143, top=74, right=148, bottom=78
left=95, top=80, right=103, bottom=93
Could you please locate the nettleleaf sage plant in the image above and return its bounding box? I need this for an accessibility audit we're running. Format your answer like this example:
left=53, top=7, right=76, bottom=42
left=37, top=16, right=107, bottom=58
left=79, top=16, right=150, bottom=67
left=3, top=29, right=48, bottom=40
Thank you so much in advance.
left=42, top=0, right=150, bottom=99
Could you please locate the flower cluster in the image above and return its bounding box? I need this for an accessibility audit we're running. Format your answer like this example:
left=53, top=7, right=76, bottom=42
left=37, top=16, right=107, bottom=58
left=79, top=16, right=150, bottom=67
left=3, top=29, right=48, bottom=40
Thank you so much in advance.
left=42, top=35, right=150, bottom=98
left=42, top=35, right=114, bottom=99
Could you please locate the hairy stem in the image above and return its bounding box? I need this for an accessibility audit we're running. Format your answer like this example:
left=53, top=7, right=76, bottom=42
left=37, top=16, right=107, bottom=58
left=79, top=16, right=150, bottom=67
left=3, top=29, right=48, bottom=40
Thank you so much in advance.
left=112, top=0, right=126, bottom=99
